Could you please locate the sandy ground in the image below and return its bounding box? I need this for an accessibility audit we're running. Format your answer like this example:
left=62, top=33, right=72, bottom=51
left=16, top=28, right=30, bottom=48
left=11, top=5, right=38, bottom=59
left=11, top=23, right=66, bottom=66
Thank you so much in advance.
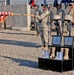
left=0, top=29, right=73, bottom=75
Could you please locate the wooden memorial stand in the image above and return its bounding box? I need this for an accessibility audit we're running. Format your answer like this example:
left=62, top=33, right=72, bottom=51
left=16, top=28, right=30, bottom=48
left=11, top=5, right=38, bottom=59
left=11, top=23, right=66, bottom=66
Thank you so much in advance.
left=38, top=36, right=74, bottom=72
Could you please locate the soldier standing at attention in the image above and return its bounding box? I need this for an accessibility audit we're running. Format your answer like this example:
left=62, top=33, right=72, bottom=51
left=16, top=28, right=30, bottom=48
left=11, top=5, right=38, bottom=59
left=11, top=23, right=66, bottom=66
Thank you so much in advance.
left=34, top=5, right=41, bottom=36
left=68, top=2, right=74, bottom=26
left=48, top=5, right=53, bottom=25
left=32, top=4, right=51, bottom=49
left=68, top=2, right=74, bottom=36
left=48, top=5, right=54, bottom=36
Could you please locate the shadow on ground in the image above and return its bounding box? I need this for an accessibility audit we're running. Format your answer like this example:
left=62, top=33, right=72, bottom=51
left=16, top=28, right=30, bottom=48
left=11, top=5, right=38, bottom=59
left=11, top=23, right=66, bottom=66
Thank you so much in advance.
left=0, top=39, right=41, bottom=48
left=0, top=31, right=35, bottom=36
left=0, top=55, right=38, bottom=68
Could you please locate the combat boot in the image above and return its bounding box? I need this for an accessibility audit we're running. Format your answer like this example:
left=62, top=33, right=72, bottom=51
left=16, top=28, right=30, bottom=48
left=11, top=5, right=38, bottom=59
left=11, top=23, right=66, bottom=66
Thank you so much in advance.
left=50, top=47, right=55, bottom=58
left=64, top=48, right=69, bottom=60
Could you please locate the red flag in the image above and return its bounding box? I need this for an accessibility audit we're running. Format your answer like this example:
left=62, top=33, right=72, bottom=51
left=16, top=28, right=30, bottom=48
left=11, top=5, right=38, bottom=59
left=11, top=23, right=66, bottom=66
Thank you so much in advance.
left=32, top=0, right=35, bottom=6
left=29, top=0, right=35, bottom=7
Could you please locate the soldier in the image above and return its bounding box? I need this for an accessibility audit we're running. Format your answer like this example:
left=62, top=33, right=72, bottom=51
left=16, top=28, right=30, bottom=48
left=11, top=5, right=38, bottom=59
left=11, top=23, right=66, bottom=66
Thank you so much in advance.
left=68, top=2, right=74, bottom=25
left=68, top=2, right=74, bottom=36
left=32, top=4, right=51, bottom=49
left=56, top=4, right=65, bottom=35
left=63, top=2, right=74, bottom=36
left=34, top=4, right=41, bottom=36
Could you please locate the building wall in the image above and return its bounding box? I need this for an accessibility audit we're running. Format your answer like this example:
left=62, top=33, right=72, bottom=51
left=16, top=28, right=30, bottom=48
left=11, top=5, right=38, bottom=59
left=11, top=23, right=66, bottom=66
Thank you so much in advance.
left=0, top=0, right=5, bottom=6
left=0, top=4, right=31, bottom=29
left=0, top=0, right=70, bottom=5
left=0, top=0, right=62, bottom=6
left=9, top=0, right=62, bottom=5
left=10, top=0, right=26, bottom=4
left=34, top=0, right=62, bottom=4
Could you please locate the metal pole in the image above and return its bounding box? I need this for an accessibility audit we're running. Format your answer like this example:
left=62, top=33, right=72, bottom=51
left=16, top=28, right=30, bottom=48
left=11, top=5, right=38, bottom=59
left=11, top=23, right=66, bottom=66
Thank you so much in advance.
left=5, top=0, right=6, bottom=5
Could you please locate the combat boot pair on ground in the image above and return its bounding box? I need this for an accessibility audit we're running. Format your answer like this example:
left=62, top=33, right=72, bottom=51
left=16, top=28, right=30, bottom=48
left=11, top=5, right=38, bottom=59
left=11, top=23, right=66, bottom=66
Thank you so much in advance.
left=50, top=48, right=69, bottom=60
left=41, top=43, right=49, bottom=50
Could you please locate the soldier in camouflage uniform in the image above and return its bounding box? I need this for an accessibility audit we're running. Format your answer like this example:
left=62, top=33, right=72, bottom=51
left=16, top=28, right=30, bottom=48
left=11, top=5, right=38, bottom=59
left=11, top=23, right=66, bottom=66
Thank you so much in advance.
left=32, top=4, right=51, bottom=49
left=34, top=5, right=41, bottom=36
left=68, top=2, right=74, bottom=36
left=63, top=3, right=74, bottom=36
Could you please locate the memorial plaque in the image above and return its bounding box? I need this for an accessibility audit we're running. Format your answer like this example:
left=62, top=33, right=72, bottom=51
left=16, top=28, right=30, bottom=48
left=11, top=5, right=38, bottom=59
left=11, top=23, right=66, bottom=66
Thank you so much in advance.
left=52, top=36, right=61, bottom=45
left=64, top=36, right=73, bottom=46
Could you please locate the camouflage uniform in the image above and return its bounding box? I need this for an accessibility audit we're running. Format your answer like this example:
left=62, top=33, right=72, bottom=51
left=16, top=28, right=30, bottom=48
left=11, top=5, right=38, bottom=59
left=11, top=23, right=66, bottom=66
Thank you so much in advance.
left=35, top=9, right=51, bottom=49
left=34, top=9, right=41, bottom=35
left=68, top=8, right=74, bottom=36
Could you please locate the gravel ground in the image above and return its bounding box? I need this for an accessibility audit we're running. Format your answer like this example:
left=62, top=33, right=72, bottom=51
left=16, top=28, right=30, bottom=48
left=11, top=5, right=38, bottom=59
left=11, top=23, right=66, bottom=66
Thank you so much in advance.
left=0, top=29, right=74, bottom=75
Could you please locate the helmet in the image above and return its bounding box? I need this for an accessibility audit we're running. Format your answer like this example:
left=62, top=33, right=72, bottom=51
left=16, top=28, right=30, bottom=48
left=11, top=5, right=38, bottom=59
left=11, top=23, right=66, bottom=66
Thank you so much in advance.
left=53, top=15, right=61, bottom=20
left=64, top=15, right=73, bottom=21
left=56, top=3, right=62, bottom=8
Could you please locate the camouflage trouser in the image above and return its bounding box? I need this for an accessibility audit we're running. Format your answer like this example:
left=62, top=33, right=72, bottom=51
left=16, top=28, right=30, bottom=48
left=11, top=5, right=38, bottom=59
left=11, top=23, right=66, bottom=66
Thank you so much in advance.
left=35, top=22, right=40, bottom=35
left=39, top=25, right=51, bottom=49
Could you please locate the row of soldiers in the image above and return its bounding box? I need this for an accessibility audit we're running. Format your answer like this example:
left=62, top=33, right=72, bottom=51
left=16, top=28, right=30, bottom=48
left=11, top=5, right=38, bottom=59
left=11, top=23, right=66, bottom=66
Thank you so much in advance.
left=31, top=2, right=74, bottom=60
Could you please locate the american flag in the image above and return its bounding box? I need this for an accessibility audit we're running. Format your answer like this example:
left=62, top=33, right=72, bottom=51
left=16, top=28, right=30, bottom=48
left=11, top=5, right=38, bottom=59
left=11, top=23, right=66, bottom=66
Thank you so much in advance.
left=0, top=12, right=12, bottom=23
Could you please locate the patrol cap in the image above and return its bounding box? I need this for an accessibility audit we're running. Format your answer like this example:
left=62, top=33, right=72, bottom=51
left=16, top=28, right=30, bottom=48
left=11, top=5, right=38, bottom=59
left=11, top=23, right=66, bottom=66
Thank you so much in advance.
left=41, top=4, right=48, bottom=7
left=69, top=3, right=72, bottom=6
left=69, top=1, right=74, bottom=6
left=57, top=3, right=62, bottom=6
left=41, top=4, right=44, bottom=7
left=69, top=2, right=73, bottom=6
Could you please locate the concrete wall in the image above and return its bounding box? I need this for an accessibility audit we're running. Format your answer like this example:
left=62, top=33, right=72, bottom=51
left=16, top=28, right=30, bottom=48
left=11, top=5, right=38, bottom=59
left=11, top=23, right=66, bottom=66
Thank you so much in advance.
left=10, top=0, right=26, bottom=5
left=0, top=4, right=31, bottom=30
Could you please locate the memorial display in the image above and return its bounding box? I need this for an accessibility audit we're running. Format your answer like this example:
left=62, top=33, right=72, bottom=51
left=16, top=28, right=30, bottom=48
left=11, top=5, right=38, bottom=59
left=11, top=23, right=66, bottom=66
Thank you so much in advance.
left=52, top=36, right=61, bottom=45
left=38, top=36, right=74, bottom=72
left=64, top=36, right=73, bottom=46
